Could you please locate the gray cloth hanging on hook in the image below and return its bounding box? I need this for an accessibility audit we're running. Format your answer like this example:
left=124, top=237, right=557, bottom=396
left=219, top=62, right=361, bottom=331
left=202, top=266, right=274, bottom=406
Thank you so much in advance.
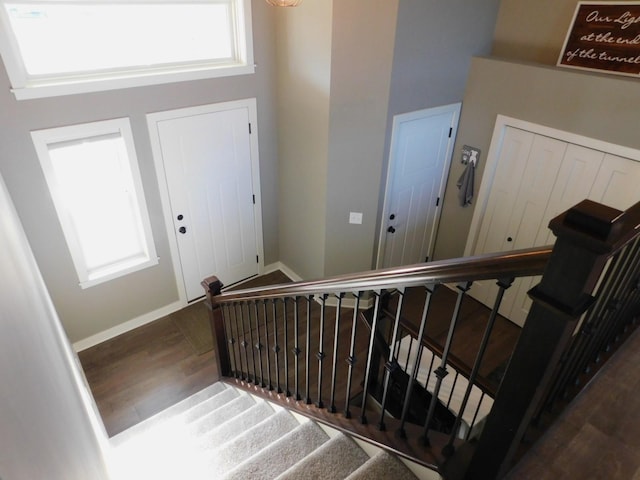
left=456, top=161, right=475, bottom=207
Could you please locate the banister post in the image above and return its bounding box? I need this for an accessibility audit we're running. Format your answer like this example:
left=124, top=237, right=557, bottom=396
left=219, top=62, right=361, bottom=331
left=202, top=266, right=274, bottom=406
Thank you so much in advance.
left=457, top=200, right=625, bottom=480
left=201, top=276, right=231, bottom=380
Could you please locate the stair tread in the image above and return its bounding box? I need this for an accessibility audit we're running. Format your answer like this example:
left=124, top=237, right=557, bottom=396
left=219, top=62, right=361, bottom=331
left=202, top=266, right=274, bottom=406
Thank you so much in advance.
left=207, top=408, right=300, bottom=476
left=111, top=382, right=227, bottom=446
left=222, top=420, right=330, bottom=480
left=196, top=400, right=275, bottom=450
left=345, top=451, right=418, bottom=480
left=275, top=433, right=370, bottom=480
left=187, top=393, right=256, bottom=437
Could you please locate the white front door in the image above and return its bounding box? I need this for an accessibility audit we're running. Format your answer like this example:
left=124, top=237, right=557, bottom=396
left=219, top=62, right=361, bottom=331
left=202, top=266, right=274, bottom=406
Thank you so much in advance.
left=468, top=120, right=640, bottom=326
left=378, top=104, right=460, bottom=268
left=148, top=100, right=262, bottom=302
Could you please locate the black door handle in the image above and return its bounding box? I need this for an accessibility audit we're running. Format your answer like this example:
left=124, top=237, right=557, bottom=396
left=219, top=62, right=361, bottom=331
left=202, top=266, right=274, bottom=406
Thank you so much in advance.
left=387, top=226, right=396, bottom=234
left=179, top=226, right=187, bottom=234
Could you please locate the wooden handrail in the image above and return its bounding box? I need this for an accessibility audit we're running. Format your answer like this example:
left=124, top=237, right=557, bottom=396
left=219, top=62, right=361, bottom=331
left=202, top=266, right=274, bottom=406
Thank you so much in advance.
left=209, top=246, right=552, bottom=304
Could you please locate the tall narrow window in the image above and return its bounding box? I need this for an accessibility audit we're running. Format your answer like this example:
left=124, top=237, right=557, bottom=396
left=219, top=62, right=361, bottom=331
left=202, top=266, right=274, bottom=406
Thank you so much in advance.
left=0, top=0, right=253, bottom=99
left=32, top=118, right=158, bottom=288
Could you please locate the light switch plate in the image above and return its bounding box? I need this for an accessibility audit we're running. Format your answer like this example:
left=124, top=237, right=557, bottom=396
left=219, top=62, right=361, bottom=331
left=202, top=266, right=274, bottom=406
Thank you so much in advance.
left=349, top=212, right=363, bottom=224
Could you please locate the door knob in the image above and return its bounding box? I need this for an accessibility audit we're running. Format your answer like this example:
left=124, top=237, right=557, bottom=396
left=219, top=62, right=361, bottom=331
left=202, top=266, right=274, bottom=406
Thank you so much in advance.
left=179, top=226, right=187, bottom=234
left=387, top=226, right=396, bottom=234
left=507, top=236, right=513, bottom=242
left=389, top=214, right=396, bottom=220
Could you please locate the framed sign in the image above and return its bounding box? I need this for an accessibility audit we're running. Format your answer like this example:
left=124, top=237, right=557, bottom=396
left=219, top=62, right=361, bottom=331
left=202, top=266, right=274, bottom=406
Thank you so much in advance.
left=558, top=2, right=640, bottom=77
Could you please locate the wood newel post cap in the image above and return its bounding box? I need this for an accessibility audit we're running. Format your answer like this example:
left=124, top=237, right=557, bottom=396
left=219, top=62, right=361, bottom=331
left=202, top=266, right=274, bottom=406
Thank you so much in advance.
left=549, top=199, right=624, bottom=252
left=201, top=276, right=224, bottom=296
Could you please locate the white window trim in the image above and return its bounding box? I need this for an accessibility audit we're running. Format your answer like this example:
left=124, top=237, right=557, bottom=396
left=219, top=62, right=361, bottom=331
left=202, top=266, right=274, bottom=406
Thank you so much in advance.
left=32, top=118, right=159, bottom=288
left=0, top=0, right=254, bottom=100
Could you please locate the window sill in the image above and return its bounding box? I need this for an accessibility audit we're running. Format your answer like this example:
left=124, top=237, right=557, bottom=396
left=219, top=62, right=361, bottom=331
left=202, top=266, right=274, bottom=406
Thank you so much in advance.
left=11, top=63, right=256, bottom=100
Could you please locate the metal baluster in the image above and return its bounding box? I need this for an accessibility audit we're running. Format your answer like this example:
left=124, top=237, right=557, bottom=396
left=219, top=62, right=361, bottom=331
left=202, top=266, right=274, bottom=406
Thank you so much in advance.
left=446, top=373, right=459, bottom=411
left=283, top=298, right=291, bottom=397
left=360, top=291, right=382, bottom=424
left=316, top=294, right=328, bottom=408
left=223, top=304, right=238, bottom=378
left=293, top=296, right=302, bottom=401
left=344, top=292, right=362, bottom=419
left=236, top=303, right=249, bottom=381
left=305, top=295, right=313, bottom=405
left=422, top=281, right=472, bottom=446
left=378, top=287, right=406, bottom=431
left=443, top=277, right=513, bottom=456
left=329, top=293, right=344, bottom=413
left=399, top=284, right=436, bottom=438
left=253, top=301, right=264, bottom=387
left=272, top=298, right=282, bottom=394
left=262, top=300, right=273, bottom=390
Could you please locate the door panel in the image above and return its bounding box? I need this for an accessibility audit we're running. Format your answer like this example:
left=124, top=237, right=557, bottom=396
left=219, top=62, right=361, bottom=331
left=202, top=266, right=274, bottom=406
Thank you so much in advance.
left=469, top=125, right=640, bottom=327
left=157, top=107, right=258, bottom=301
left=381, top=105, right=459, bottom=268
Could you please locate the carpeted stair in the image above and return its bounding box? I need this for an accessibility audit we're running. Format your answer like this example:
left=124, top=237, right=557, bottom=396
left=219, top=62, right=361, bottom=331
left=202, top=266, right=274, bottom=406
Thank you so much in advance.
left=109, top=382, right=425, bottom=480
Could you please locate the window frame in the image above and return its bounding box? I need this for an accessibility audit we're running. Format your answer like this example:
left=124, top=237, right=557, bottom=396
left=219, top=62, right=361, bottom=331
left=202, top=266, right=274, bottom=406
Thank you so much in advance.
left=0, top=0, right=254, bottom=100
left=31, top=117, right=159, bottom=288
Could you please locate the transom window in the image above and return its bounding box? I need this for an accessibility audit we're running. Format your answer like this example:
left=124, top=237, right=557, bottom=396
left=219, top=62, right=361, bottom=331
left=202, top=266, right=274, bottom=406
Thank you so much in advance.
left=0, top=0, right=253, bottom=99
left=32, top=118, right=158, bottom=288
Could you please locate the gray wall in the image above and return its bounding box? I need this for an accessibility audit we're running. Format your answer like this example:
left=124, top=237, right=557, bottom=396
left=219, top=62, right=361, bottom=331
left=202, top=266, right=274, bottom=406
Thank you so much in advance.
left=0, top=0, right=279, bottom=343
left=433, top=0, right=640, bottom=260
left=377, top=0, right=501, bottom=262
left=0, top=172, right=111, bottom=479
left=323, top=0, right=399, bottom=277
left=275, top=1, right=332, bottom=281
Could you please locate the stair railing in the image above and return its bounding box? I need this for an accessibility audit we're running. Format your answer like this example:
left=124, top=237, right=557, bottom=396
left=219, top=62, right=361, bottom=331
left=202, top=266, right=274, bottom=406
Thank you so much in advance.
left=203, top=198, right=640, bottom=478
left=202, top=246, right=550, bottom=470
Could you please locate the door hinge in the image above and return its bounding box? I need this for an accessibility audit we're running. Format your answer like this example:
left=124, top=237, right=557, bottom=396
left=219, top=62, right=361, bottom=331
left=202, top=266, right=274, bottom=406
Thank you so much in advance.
left=436, top=197, right=440, bottom=207
left=448, top=127, right=453, bottom=138
left=256, top=255, right=259, bottom=263
left=249, top=123, right=252, bottom=134
left=425, top=256, right=429, bottom=262
left=252, top=194, right=256, bottom=204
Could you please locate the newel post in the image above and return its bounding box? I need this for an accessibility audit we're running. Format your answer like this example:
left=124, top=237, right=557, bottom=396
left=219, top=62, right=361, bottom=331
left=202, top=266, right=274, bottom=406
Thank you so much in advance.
left=201, top=276, right=231, bottom=380
left=460, top=200, right=625, bottom=480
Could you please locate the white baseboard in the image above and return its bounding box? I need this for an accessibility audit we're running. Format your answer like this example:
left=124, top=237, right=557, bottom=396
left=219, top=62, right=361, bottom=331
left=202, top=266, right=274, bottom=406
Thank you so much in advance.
left=73, top=300, right=184, bottom=352
left=263, top=261, right=303, bottom=282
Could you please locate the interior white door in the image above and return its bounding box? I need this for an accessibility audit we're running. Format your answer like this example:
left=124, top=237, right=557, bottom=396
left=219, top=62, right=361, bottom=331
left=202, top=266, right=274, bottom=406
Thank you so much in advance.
left=156, top=106, right=259, bottom=301
left=379, top=104, right=460, bottom=268
left=469, top=125, right=640, bottom=326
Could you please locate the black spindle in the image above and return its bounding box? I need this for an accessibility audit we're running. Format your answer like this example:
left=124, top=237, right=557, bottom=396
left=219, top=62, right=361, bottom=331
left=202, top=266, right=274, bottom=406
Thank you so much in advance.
left=360, top=291, right=382, bottom=425
left=316, top=294, right=328, bottom=408
left=253, top=301, right=264, bottom=387
left=399, top=284, right=436, bottom=438
left=344, top=292, right=362, bottom=419
left=378, top=287, right=406, bottom=431
left=293, top=296, right=302, bottom=401
left=283, top=298, right=291, bottom=397
left=329, top=293, right=344, bottom=414
left=422, top=281, right=472, bottom=446
left=305, top=295, right=313, bottom=405
left=272, top=299, right=282, bottom=393
left=262, top=300, right=273, bottom=390
left=442, top=277, right=512, bottom=457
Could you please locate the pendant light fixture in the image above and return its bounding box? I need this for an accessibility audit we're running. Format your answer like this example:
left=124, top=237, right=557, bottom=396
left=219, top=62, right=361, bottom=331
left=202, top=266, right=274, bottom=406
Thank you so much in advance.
left=265, top=0, right=302, bottom=6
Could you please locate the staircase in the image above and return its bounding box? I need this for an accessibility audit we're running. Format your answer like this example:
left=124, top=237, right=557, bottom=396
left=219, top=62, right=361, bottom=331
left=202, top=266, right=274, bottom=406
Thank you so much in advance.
left=109, top=382, right=432, bottom=480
